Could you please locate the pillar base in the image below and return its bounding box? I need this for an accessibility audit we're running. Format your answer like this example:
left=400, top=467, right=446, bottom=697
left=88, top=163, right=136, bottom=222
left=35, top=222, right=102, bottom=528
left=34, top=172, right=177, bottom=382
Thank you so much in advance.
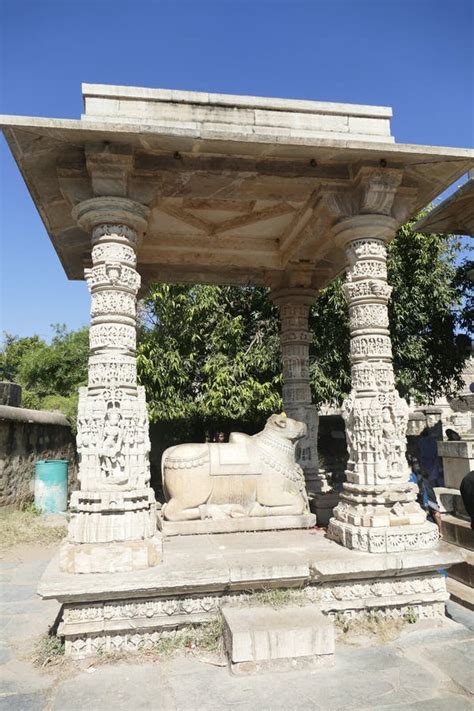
left=310, top=491, right=340, bottom=527
left=327, top=518, right=439, bottom=553
left=305, top=469, right=331, bottom=495
left=59, top=535, right=163, bottom=574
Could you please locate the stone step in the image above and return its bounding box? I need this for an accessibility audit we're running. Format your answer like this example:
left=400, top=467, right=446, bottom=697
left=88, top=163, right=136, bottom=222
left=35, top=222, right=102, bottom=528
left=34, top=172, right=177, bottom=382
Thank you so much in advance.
left=434, top=487, right=468, bottom=519
left=221, top=604, right=334, bottom=674
left=441, top=515, right=474, bottom=551
left=447, top=577, right=474, bottom=611
left=448, top=551, right=474, bottom=588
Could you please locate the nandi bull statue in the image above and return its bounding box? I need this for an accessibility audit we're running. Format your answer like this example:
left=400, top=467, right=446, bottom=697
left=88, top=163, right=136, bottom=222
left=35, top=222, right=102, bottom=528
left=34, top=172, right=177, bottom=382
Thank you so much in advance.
left=161, top=414, right=314, bottom=528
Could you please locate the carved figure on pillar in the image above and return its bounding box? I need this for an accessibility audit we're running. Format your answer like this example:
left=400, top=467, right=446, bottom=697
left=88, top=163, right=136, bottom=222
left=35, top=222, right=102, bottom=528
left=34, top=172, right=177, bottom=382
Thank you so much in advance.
left=60, top=197, right=162, bottom=573
left=271, top=287, right=329, bottom=495
left=327, top=213, right=439, bottom=552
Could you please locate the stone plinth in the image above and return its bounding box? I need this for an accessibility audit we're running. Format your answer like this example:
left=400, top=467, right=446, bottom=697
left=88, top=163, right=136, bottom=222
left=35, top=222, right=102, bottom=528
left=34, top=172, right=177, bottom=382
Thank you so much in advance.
left=158, top=513, right=316, bottom=536
left=222, top=605, right=334, bottom=674
left=37, top=529, right=462, bottom=657
left=437, top=439, right=474, bottom=489
left=441, top=515, right=474, bottom=550
left=310, top=491, right=340, bottom=527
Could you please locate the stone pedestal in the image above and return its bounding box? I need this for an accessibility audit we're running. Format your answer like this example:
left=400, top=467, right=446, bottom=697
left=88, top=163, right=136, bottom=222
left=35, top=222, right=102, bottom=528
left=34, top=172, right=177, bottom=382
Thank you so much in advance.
left=272, top=287, right=329, bottom=495
left=437, top=439, right=474, bottom=489
left=327, top=215, right=438, bottom=552
left=436, top=437, right=474, bottom=609
left=58, top=198, right=162, bottom=573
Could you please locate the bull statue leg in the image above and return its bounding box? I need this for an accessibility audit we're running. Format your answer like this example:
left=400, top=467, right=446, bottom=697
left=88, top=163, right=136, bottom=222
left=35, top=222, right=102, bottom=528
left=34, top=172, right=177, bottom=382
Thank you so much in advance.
left=161, top=445, right=213, bottom=521
left=251, top=470, right=307, bottom=517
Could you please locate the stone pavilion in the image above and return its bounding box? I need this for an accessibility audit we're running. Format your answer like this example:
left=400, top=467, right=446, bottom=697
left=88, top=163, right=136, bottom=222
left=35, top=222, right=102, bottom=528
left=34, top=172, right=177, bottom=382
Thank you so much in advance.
left=1, top=84, right=473, bottom=658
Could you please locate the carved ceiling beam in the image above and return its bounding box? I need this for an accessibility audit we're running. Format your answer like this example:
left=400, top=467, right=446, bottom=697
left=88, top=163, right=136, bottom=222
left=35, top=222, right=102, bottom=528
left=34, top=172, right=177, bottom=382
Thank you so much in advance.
left=211, top=202, right=295, bottom=235
left=139, top=245, right=280, bottom=271
left=278, top=190, right=321, bottom=263
left=157, top=203, right=214, bottom=235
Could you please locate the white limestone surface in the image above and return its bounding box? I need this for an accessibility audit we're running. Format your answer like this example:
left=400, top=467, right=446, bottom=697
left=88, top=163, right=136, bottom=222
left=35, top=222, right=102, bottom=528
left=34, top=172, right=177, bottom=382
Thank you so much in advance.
left=222, top=605, right=334, bottom=672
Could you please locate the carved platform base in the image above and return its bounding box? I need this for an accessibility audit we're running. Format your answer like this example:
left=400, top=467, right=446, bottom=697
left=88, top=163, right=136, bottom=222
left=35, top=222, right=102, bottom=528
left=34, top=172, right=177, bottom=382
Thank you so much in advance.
left=327, top=519, right=439, bottom=553
left=157, top=513, right=316, bottom=536
left=38, top=530, right=462, bottom=656
left=59, top=535, right=163, bottom=574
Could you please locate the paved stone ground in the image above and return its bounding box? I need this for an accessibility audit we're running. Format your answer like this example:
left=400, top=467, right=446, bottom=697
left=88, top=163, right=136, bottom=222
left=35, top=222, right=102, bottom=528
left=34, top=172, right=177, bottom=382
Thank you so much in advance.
left=1, top=543, right=473, bottom=711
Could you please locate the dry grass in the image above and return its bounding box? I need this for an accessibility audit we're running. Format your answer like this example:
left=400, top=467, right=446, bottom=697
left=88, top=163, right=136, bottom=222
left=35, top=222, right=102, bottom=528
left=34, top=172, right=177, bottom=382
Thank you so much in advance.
left=154, top=619, right=224, bottom=657
left=30, top=634, right=66, bottom=669
left=335, top=610, right=407, bottom=645
left=248, top=587, right=306, bottom=608
left=89, top=620, right=226, bottom=668
left=0, top=509, right=66, bottom=549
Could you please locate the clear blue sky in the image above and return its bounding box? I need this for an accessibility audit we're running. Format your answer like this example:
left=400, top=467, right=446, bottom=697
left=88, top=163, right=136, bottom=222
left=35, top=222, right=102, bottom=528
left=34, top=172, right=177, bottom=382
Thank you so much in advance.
left=1, top=0, right=473, bottom=339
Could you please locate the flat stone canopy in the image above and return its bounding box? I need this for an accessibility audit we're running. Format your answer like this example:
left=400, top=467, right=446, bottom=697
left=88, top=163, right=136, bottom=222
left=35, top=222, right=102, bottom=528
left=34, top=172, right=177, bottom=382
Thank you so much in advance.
left=1, top=83, right=473, bottom=289
left=414, top=175, right=474, bottom=236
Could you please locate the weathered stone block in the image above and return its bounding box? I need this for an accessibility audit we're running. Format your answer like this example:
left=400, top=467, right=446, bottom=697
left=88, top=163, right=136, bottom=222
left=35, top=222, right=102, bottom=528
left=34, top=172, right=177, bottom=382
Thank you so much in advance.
left=438, top=439, right=474, bottom=489
left=59, top=536, right=163, bottom=574
left=441, top=515, right=474, bottom=551
left=222, top=605, right=334, bottom=673
left=0, top=382, right=22, bottom=407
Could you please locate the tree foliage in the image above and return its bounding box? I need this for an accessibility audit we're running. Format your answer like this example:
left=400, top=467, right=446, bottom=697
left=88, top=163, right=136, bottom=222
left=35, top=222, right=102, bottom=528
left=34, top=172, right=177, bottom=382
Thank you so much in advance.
left=0, top=325, right=88, bottom=417
left=138, top=221, right=472, bottom=423
left=137, top=285, right=281, bottom=429
left=387, top=222, right=471, bottom=402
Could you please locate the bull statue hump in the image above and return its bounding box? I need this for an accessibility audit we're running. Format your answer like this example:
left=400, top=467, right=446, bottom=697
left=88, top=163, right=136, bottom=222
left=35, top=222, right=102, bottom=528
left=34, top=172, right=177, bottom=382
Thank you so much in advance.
left=161, top=414, right=310, bottom=521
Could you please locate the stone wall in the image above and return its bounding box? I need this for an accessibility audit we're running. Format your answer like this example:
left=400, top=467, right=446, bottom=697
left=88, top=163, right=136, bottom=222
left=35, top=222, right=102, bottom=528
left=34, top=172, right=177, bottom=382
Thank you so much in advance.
left=0, top=406, right=78, bottom=509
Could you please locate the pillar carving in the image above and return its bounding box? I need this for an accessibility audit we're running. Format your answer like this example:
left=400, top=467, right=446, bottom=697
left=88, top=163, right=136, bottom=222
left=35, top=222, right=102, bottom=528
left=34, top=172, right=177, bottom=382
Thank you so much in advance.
left=60, top=197, right=162, bottom=574
left=327, top=214, right=439, bottom=552
left=272, top=287, right=329, bottom=494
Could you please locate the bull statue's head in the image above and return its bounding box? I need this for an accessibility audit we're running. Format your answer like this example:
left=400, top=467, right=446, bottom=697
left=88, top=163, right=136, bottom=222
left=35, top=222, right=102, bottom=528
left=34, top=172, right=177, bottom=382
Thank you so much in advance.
left=265, top=413, right=307, bottom=442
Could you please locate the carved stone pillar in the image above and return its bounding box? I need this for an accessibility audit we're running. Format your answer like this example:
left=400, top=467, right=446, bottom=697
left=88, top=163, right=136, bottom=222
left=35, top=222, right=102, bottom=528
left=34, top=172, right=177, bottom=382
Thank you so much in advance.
left=59, top=197, right=162, bottom=573
left=271, top=288, right=329, bottom=494
left=327, top=214, right=439, bottom=552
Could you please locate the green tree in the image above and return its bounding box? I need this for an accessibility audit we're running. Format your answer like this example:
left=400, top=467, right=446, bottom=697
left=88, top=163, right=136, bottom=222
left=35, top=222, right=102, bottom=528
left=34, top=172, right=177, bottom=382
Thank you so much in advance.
left=138, top=219, right=472, bottom=424
left=0, top=334, right=44, bottom=382
left=0, top=325, right=89, bottom=418
left=138, top=285, right=281, bottom=430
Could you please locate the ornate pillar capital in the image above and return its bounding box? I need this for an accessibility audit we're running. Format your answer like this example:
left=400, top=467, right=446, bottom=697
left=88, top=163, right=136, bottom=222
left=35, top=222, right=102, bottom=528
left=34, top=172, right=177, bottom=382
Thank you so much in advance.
left=270, top=286, right=318, bottom=308
left=72, top=197, right=149, bottom=236
left=331, top=214, right=398, bottom=248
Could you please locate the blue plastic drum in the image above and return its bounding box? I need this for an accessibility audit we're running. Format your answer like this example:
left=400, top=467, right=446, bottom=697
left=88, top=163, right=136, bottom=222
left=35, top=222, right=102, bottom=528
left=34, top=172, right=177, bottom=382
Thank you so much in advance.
left=34, top=459, right=68, bottom=514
